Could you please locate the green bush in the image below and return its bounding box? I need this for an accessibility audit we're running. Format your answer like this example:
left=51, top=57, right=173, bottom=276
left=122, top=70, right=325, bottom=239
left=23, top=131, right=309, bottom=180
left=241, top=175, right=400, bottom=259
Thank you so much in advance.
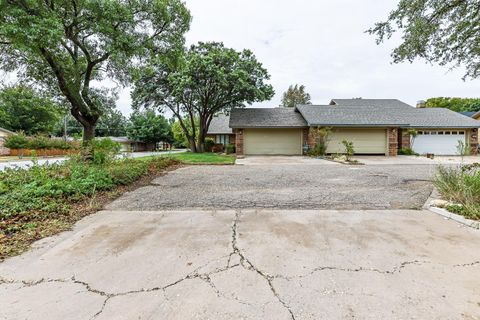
left=4, top=133, right=29, bottom=149
left=226, top=143, right=235, bottom=154
left=398, top=147, right=418, bottom=156
left=308, top=144, right=327, bottom=157
left=342, top=140, right=355, bottom=161
left=91, top=138, right=121, bottom=165
left=204, top=138, right=215, bottom=152
left=434, top=164, right=480, bottom=220
left=4, top=133, right=77, bottom=150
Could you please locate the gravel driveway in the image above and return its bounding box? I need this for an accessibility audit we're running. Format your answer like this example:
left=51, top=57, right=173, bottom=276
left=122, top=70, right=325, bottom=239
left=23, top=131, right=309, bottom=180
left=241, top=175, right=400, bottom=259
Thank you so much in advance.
left=108, top=163, right=435, bottom=210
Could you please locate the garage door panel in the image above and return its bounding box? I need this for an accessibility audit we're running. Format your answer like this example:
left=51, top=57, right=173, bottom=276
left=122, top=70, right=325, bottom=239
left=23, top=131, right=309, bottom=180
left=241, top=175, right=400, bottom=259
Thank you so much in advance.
left=327, top=129, right=386, bottom=154
left=244, top=129, right=302, bottom=155
left=413, top=131, right=465, bottom=155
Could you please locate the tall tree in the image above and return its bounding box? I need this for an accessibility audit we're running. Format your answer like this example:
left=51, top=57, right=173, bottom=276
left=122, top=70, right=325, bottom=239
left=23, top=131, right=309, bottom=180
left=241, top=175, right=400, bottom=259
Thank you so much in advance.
left=281, top=84, right=312, bottom=108
left=425, top=97, right=480, bottom=112
left=133, top=42, right=274, bottom=152
left=0, top=85, right=62, bottom=134
left=127, top=110, right=172, bottom=145
left=0, top=0, right=191, bottom=143
left=368, top=0, right=480, bottom=79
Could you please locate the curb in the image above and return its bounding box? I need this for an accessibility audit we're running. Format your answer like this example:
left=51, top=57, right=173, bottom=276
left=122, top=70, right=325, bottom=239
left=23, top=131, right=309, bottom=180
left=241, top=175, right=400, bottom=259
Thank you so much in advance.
left=427, top=206, right=480, bottom=230
left=424, top=188, right=479, bottom=230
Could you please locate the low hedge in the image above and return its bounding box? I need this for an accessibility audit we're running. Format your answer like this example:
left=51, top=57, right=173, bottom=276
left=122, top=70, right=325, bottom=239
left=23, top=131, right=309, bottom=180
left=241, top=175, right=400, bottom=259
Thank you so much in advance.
left=4, top=134, right=79, bottom=150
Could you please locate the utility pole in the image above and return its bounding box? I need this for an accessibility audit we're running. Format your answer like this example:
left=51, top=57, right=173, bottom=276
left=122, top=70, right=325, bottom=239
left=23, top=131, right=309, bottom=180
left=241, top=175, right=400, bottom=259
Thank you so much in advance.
left=63, top=115, right=67, bottom=141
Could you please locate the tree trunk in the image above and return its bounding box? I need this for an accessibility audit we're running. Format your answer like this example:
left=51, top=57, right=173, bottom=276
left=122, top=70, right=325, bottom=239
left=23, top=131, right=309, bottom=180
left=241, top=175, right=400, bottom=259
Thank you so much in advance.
left=83, top=123, right=96, bottom=144
left=188, top=137, right=197, bottom=153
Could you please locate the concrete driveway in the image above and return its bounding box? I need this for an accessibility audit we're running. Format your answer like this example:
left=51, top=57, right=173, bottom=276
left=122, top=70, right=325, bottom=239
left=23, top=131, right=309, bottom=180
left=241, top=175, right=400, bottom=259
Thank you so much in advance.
left=1, top=161, right=480, bottom=319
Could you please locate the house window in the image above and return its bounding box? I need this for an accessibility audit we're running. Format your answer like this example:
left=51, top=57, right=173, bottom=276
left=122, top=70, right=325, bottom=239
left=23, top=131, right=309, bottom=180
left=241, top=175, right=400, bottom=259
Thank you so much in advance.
left=215, top=134, right=229, bottom=145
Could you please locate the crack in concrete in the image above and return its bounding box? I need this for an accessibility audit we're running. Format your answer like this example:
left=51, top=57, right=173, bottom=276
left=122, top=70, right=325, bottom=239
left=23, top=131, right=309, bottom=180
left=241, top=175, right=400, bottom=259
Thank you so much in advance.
left=231, top=210, right=296, bottom=320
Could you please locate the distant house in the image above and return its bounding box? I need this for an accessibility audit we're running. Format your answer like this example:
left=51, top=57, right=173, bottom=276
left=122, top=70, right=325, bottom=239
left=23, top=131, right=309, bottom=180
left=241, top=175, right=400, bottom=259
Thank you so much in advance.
left=0, top=127, right=15, bottom=156
left=99, top=137, right=154, bottom=152
left=206, top=114, right=235, bottom=148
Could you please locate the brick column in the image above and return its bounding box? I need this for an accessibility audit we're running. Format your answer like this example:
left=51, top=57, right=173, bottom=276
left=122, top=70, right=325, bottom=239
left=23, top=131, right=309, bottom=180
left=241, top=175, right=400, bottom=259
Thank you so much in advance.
left=469, top=128, right=478, bottom=155
left=235, top=129, right=244, bottom=156
left=398, top=128, right=411, bottom=149
left=387, top=128, right=398, bottom=156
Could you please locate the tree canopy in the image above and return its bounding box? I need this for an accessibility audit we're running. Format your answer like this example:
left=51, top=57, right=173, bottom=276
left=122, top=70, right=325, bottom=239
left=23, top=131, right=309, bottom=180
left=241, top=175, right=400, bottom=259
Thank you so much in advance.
left=0, top=85, right=62, bottom=134
left=425, top=97, right=480, bottom=113
left=368, top=0, right=480, bottom=79
left=133, top=41, right=274, bottom=152
left=281, top=84, right=311, bottom=108
left=127, top=110, right=173, bottom=145
left=0, top=0, right=191, bottom=142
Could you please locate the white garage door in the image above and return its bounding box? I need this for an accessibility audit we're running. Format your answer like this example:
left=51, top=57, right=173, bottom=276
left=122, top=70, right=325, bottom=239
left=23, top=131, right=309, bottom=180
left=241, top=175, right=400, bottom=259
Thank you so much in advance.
left=413, top=130, right=466, bottom=155
left=327, top=128, right=387, bottom=155
left=244, top=128, right=303, bottom=155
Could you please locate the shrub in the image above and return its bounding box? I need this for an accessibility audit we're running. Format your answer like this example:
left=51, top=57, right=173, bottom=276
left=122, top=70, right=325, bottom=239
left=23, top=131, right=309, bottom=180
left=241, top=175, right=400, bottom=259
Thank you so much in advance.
left=226, top=143, right=235, bottom=154
left=309, top=127, right=331, bottom=156
left=28, top=135, right=50, bottom=149
left=398, top=147, right=418, bottom=156
left=4, top=133, right=29, bottom=149
left=342, top=140, right=355, bottom=161
left=204, top=138, right=215, bottom=152
left=90, top=138, right=121, bottom=165
left=434, top=164, right=480, bottom=220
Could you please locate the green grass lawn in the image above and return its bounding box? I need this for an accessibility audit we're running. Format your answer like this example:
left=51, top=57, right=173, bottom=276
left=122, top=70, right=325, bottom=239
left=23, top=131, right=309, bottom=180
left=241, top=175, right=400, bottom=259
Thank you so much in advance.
left=159, top=152, right=236, bottom=164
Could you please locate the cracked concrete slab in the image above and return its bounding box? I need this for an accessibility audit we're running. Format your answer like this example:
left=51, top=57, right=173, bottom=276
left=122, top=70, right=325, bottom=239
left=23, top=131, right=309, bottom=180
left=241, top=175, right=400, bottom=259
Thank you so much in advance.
left=1, top=209, right=479, bottom=319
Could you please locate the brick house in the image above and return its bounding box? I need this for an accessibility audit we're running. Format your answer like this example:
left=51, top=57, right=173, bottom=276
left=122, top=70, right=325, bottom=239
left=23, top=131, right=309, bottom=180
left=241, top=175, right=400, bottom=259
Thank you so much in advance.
left=227, top=99, right=479, bottom=157
left=206, top=114, right=236, bottom=150
left=0, top=127, right=15, bottom=156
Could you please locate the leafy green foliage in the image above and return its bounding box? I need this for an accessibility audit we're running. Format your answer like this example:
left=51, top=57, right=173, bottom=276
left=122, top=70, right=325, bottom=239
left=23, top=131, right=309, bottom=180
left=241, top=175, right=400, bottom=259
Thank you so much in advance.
left=90, top=138, right=121, bottom=165
left=368, top=0, right=480, bottom=79
left=226, top=143, right=235, bottom=154
left=281, top=84, right=312, bottom=108
left=426, top=97, right=480, bottom=113
left=4, top=133, right=77, bottom=150
left=342, top=140, right=355, bottom=161
left=127, top=110, right=173, bottom=145
left=308, top=127, right=331, bottom=156
left=204, top=138, right=215, bottom=152
left=0, top=156, right=178, bottom=257
left=0, top=85, right=62, bottom=134
left=171, top=119, right=198, bottom=148
left=133, top=41, right=274, bottom=152
left=398, top=147, right=418, bottom=156
left=434, top=165, right=480, bottom=220
left=0, top=0, right=191, bottom=141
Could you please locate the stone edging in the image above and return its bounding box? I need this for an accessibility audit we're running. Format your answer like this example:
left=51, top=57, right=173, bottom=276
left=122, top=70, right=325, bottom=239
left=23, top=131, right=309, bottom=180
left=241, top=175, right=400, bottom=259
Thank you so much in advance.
left=424, top=188, right=479, bottom=230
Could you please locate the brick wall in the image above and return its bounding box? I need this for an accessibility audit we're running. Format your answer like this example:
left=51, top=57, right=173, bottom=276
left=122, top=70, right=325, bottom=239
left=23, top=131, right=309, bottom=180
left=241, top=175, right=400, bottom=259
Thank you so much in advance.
left=235, top=129, right=244, bottom=156
left=387, top=128, right=398, bottom=156
left=398, top=129, right=411, bottom=150
left=469, top=128, right=478, bottom=155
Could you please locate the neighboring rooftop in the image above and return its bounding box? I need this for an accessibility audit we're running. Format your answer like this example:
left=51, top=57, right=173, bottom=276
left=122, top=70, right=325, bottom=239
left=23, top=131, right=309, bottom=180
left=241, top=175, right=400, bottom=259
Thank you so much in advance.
left=296, top=104, right=480, bottom=128
left=207, top=114, right=233, bottom=134
left=330, top=98, right=414, bottom=109
left=459, top=111, right=477, bottom=118
left=229, top=107, right=307, bottom=128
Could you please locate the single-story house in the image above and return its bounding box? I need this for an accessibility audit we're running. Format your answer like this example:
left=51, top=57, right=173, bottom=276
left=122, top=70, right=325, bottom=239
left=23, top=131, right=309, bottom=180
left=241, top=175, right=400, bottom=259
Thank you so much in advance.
left=0, top=127, right=15, bottom=156
left=228, top=99, right=479, bottom=156
left=99, top=137, right=155, bottom=152
left=206, top=114, right=236, bottom=147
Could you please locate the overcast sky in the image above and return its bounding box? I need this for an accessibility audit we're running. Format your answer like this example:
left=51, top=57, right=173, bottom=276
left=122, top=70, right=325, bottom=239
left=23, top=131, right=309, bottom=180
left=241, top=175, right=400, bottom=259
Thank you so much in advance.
left=3, top=0, right=479, bottom=116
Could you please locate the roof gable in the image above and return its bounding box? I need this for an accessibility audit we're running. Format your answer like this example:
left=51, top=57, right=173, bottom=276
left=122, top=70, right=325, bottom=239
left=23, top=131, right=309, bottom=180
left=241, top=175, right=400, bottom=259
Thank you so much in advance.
left=330, top=98, right=414, bottom=109
left=207, top=114, right=233, bottom=134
